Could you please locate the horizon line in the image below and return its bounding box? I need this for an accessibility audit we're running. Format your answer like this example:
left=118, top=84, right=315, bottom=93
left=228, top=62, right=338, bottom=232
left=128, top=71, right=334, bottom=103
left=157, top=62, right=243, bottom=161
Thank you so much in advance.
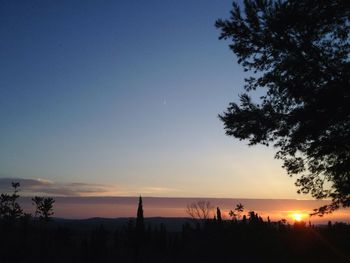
left=18, top=195, right=329, bottom=202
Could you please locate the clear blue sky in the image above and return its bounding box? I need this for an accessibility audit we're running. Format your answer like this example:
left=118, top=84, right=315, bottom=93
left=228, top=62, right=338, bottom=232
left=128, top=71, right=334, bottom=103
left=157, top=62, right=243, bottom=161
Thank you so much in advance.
left=0, top=0, right=301, bottom=199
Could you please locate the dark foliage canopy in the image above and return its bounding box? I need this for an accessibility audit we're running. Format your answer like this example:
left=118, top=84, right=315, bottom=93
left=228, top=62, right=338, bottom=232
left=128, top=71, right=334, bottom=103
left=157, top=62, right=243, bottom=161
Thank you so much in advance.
left=216, top=0, right=350, bottom=214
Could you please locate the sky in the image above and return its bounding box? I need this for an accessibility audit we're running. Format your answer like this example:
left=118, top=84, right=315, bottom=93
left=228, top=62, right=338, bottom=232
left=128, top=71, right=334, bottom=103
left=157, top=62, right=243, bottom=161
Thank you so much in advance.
left=0, top=0, right=309, bottom=200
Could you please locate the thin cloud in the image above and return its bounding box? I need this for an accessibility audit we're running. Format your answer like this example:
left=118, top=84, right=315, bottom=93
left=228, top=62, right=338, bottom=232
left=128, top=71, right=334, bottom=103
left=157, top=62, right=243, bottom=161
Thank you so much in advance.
left=0, top=177, right=51, bottom=188
left=0, top=177, right=114, bottom=197
left=0, top=178, right=179, bottom=197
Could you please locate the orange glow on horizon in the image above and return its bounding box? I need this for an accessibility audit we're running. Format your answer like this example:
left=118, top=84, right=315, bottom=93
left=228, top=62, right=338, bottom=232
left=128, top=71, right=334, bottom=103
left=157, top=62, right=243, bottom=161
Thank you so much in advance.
left=293, top=213, right=302, bottom=222
left=290, top=212, right=308, bottom=222
left=17, top=196, right=350, bottom=222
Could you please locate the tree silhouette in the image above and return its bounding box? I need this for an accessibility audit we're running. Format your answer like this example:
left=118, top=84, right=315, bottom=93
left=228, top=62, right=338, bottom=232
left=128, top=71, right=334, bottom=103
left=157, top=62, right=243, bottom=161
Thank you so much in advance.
left=216, top=207, right=222, bottom=224
left=0, top=182, right=23, bottom=222
left=242, top=215, right=247, bottom=224
left=186, top=200, right=213, bottom=221
left=229, top=203, right=244, bottom=220
left=32, top=196, right=55, bottom=222
left=216, top=0, right=350, bottom=214
left=32, top=196, right=43, bottom=218
left=136, top=196, right=144, bottom=233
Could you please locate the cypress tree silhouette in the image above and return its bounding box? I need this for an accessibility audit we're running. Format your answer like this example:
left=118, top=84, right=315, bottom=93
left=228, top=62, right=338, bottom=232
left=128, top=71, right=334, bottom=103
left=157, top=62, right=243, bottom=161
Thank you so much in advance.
left=216, top=207, right=222, bottom=225
left=136, top=196, right=144, bottom=233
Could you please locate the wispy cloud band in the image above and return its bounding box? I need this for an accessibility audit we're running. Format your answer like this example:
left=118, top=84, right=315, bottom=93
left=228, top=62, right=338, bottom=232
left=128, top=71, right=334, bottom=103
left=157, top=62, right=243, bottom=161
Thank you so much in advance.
left=0, top=177, right=179, bottom=197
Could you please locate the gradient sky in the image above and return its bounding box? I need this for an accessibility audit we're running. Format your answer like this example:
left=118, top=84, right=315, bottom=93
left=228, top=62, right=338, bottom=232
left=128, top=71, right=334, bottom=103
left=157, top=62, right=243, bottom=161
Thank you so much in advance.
left=1, top=0, right=306, bottom=199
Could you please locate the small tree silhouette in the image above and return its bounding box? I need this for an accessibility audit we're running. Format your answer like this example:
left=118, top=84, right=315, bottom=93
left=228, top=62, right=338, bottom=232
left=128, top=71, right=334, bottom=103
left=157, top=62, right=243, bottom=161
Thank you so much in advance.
left=186, top=200, right=213, bottom=221
left=216, top=207, right=222, bottom=225
left=229, top=203, right=244, bottom=221
left=32, top=196, right=55, bottom=222
left=0, top=182, right=23, bottom=222
left=242, top=215, right=247, bottom=224
left=32, top=196, right=43, bottom=218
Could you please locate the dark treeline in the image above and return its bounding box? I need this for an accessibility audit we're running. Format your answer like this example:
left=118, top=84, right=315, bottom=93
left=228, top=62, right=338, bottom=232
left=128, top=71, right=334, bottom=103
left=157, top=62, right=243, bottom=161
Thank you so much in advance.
left=1, top=184, right=350, bottom=263
left=1, top=209, right=350, bottom=263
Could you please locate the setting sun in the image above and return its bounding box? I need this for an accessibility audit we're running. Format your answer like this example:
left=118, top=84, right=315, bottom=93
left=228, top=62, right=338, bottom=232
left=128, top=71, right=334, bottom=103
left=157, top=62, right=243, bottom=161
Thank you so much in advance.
left=292, top=213, right=303, bottom=222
